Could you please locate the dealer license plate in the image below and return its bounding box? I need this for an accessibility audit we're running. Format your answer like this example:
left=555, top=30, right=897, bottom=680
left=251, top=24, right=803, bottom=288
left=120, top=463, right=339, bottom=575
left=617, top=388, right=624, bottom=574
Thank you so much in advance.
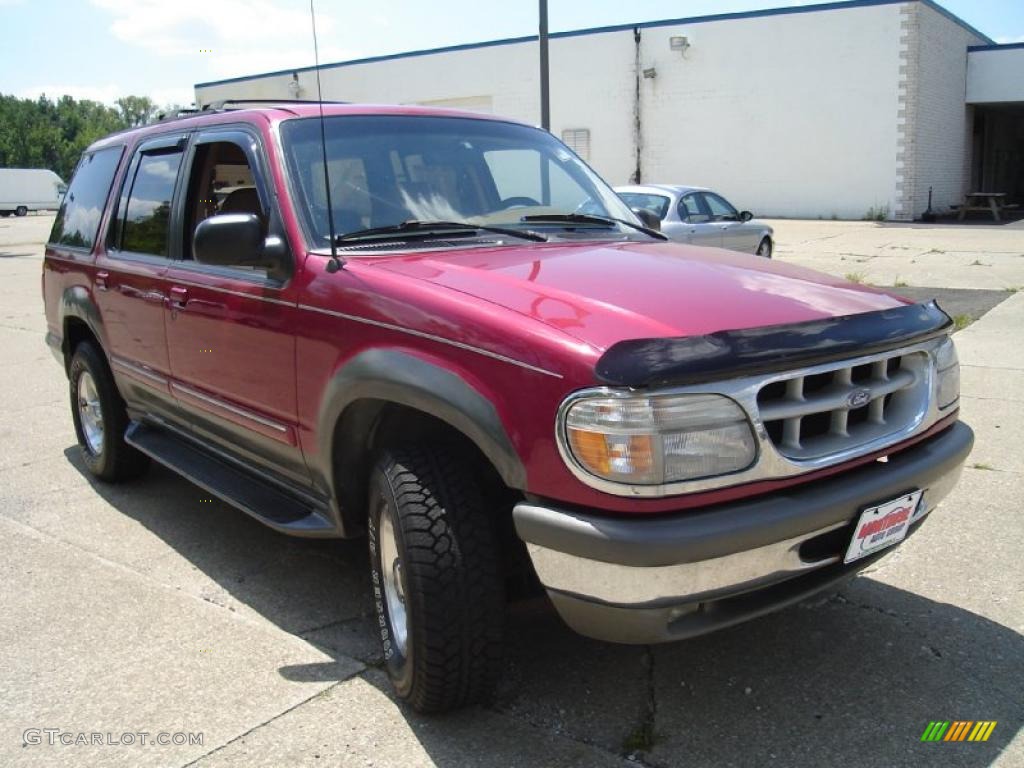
left=844, top=490, right=924, bottom=564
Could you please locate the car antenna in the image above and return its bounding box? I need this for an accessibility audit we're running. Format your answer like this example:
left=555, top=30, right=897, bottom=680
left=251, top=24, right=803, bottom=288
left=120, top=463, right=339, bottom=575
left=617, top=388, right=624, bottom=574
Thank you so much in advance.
left=310, top=0, right=344, bottom=272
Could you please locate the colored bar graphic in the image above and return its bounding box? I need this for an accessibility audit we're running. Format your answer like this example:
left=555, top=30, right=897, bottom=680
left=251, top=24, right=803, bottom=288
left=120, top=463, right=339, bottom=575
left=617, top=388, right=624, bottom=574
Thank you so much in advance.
left=922, top=721, right=996, bottom=743
left=921, top=721, right=949, bottom=741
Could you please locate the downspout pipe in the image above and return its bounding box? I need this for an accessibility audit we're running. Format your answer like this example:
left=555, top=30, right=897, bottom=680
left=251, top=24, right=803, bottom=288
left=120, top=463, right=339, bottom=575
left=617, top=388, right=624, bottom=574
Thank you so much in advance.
left=632, top=27, right=643, bottom=184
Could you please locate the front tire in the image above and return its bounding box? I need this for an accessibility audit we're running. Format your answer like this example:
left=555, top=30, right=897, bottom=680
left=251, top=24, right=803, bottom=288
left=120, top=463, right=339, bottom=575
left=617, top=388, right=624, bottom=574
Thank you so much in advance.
left=15, top=206, right=28, bottom=217
left=756, top=236, right=773, bottom=258
left=368, top=444, right=504, bottom=713
left=69, top=342, right=149, bottom=482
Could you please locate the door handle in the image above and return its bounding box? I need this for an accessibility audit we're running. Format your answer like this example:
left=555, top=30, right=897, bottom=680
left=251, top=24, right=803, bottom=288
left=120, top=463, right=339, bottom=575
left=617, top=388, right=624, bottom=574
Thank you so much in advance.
left=95, top=270, right=109, bottom=291
left=169, top=285, right=189, bottom=309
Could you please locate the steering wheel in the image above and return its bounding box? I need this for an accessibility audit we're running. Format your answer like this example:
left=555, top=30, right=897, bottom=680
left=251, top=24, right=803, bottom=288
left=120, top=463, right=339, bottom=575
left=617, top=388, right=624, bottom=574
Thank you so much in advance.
left=499, top=196, right=541, bottom=210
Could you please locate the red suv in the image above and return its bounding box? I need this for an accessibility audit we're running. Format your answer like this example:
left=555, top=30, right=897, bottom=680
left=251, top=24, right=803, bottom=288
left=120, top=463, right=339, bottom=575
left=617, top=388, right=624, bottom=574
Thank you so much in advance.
left=43, top=102, right=972, bottom=712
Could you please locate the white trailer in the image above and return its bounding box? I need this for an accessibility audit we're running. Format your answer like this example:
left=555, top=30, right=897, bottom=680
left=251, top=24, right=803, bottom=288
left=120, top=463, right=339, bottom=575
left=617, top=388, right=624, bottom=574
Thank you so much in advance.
left=0, top=168, right=66, bottom=217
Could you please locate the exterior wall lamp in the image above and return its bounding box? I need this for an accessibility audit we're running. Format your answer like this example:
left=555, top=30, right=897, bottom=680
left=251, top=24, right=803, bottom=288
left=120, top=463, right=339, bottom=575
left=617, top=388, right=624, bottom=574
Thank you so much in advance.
left=669, top=35, right=691, bottom=55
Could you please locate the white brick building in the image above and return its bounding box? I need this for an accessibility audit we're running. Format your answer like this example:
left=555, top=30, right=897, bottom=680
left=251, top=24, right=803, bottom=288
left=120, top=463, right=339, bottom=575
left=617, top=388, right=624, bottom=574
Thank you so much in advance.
left=194, top=0, right=1024, bottom=221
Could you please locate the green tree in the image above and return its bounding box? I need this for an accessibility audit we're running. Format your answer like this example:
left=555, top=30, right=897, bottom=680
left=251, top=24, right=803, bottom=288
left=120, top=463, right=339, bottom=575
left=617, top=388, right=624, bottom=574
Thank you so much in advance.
left=0, top=93, right=176, bottom=180
left=115, top=95, right=158, bottom=128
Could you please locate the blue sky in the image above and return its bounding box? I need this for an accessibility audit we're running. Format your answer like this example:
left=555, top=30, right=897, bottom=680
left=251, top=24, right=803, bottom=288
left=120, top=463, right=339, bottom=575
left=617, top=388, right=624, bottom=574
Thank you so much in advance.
left=1, top=0, right=1021, bottom=107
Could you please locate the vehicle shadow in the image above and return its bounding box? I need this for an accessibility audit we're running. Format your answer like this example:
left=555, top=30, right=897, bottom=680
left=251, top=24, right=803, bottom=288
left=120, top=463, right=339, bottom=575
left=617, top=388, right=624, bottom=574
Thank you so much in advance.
left=65, top=449, right=1021, bottom=768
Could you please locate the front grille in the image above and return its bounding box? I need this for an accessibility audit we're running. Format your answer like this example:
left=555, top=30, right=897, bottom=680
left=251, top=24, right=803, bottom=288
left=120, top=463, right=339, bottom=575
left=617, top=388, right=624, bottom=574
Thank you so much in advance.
left=756, top=351, right=930, bottom=461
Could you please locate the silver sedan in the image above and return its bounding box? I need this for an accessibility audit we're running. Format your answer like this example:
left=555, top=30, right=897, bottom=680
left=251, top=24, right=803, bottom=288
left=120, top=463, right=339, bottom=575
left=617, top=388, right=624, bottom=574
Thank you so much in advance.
left=616, top=184, right=774, bottom=257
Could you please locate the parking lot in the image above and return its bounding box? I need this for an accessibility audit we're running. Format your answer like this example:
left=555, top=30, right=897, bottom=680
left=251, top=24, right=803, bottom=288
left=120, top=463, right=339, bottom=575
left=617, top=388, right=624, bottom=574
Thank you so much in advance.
left=1, top=213, right=1021, bottom=767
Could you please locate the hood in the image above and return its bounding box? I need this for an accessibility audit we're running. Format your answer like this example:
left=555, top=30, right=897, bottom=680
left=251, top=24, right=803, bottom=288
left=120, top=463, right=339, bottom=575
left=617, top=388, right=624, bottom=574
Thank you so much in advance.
left=371, top=240, right=906, bottom=352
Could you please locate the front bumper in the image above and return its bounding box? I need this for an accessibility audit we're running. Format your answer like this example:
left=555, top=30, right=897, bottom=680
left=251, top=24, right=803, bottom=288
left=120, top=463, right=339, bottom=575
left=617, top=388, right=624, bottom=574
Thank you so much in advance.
left=514, top=421, right=973, bottom=644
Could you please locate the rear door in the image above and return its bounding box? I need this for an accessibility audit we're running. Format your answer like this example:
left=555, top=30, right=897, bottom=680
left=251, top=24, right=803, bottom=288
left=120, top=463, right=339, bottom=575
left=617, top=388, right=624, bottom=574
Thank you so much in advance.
left=162, top=128, right=308, bottom=485
left=95, top=134, right=186, bottom=416
left=676, top=192, right=722, bottom=247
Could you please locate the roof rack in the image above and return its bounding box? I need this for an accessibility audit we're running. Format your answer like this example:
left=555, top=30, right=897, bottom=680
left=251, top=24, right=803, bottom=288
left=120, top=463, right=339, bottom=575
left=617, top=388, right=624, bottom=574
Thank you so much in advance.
left=151, top=99, right=351, bottom=126
left=202, top=98, right=349, bottom=111
left=154, top=107, right=204, bottom=123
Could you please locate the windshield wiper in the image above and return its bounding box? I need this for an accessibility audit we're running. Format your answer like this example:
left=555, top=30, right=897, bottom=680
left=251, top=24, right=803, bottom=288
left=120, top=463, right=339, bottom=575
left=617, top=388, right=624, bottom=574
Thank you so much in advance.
left=333, top=220, right=547, bottom=244
left=520, top=213, right=667, bottom=240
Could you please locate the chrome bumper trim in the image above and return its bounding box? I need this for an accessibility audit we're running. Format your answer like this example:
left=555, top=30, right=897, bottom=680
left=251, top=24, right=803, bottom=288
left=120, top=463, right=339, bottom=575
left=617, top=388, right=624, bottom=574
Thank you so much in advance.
left=521, top=455, right=962, bottom=609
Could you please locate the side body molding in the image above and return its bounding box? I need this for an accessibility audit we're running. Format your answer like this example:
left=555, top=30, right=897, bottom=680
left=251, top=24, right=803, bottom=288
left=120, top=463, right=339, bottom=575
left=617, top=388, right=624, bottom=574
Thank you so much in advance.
left=316, top=349, right=527, bottom=530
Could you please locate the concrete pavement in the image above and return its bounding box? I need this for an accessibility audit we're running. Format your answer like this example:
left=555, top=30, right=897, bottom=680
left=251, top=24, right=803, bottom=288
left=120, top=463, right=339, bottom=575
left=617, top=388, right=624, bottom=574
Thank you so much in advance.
left=767, top=218, right=1024, bottom=291
left=1, top=215, right=1021, bottom=767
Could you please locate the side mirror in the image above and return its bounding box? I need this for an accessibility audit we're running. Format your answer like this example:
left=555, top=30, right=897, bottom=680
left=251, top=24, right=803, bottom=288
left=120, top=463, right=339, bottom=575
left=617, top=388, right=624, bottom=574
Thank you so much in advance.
left=631, top=207, right=662, bottom=231
left=194, top=213, right=279, bottom=270
left=739, top=210, right=754, bottom=222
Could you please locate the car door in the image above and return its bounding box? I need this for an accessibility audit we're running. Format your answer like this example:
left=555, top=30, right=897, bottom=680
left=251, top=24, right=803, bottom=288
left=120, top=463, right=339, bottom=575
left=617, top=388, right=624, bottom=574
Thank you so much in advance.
left=701, top=192, right=753, bottom=253
left=675, top=192, right=722, bottom=247
left=163, top=128, right=309, bottom=486
left=95, top=134, right=187, bottom=418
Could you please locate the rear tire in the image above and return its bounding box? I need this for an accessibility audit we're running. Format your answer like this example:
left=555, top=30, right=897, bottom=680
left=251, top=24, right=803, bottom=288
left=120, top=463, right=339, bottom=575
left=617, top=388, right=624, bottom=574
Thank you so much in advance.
left=69, top=342, right=150, bottom=482
left=15, top=206, right=28, bottom=217
left=756, top=236, right=773, bottom=258
left=0, top=211, right=11, bottom=217
left=368, top=444, right=504, bottom=713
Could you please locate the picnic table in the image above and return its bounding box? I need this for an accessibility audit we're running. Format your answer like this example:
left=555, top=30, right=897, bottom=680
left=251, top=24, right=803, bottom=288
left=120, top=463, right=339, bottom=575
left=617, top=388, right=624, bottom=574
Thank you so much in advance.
left=957, top=192, right=1010, bottom=222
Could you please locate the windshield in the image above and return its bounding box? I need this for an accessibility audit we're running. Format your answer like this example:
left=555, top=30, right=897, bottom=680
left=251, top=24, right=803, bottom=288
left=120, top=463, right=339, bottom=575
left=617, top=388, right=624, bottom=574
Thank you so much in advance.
left=280, top=115, right=641, bottom=248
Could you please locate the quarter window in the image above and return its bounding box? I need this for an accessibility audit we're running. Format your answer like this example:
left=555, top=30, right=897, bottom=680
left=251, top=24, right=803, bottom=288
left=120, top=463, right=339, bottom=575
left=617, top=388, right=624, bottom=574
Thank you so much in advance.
left=49, top=146, right=124, bottom=250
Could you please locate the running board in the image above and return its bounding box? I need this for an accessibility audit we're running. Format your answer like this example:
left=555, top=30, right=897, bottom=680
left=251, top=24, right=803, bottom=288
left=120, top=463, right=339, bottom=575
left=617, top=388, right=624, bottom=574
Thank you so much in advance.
left=125, top=421, right=338, bottom=536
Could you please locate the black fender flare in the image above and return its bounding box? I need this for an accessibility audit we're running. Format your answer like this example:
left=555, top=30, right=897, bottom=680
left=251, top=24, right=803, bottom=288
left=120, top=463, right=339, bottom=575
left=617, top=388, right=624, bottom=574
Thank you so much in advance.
left=57, top=285, right=109, bottom=368
left=316, top=349, right=527, bottom=529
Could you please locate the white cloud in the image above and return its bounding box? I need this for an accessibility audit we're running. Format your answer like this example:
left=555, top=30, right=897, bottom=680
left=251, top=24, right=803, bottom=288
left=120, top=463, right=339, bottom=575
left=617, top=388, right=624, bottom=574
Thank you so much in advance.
left=90, top=0, right=358, bottom=80
left=995, top=35, right=1024, bottom=45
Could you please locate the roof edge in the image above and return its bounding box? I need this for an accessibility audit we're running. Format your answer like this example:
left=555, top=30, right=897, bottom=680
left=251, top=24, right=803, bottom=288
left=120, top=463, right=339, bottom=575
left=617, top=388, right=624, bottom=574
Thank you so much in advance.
left=968, top=42, right=1024, bottom=52
left=194, top=0, right=993, bottom=90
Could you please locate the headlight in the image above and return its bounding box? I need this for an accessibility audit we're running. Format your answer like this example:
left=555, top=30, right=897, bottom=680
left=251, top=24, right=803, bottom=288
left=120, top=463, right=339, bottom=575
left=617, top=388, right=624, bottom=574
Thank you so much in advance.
left=934, top=337, right=959, bottom=409
left=561, top=393, right=757, bottom=486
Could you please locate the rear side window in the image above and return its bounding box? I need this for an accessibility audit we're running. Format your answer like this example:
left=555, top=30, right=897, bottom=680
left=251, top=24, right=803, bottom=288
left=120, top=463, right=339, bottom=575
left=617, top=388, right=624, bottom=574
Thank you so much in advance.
left=111, top=148, right=184, bottom=257
left=122, top=152, right=183, bottom=256
left=49, top=147, right=124, bottom=249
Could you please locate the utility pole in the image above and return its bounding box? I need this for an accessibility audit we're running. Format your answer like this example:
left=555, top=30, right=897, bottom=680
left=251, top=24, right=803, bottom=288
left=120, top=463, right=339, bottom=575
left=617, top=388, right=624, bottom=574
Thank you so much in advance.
left=539, top=0, right=550, bottom=131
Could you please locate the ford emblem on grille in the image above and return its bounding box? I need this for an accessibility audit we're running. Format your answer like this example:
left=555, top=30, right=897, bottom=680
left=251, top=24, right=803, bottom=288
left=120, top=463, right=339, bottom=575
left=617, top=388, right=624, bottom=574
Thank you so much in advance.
left=848, top=389, right=872, bottom=409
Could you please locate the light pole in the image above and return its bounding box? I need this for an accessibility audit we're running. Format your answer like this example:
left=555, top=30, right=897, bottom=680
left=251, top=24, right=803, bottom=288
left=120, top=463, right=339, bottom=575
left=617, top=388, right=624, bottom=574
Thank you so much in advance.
left=539, top=0, right=550, bottom=131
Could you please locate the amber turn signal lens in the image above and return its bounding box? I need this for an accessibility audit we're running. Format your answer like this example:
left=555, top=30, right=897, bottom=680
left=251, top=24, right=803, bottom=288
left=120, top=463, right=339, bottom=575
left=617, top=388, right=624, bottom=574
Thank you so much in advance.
left=567, top=428, right=655, bottom=482
left=561, top=393, right=756, bottom=486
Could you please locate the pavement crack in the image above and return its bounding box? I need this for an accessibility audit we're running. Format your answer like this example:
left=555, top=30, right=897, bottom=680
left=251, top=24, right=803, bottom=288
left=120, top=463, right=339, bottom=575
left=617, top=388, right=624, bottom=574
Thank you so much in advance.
left=179, top=677, right=356, bottom=768
left=489, top=696, right=644, bottom=767
left=0, top=322, right=39, bottom=333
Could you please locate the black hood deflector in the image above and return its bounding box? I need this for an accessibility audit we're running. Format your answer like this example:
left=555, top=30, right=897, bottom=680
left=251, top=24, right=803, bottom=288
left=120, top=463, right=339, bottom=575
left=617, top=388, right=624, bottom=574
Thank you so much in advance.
left=595, top=301, right=952, bottom=388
